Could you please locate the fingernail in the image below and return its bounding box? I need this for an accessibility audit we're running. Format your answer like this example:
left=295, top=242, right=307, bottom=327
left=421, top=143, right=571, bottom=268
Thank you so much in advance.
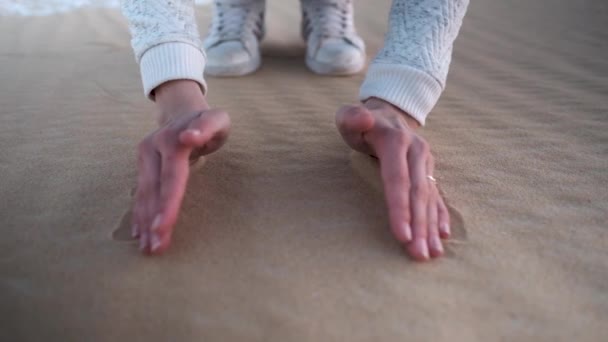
left=188, top=129, right=201, bottom=136
left=432, top=236, right=444, bottom=253
left=403, top=223, right=412, bottom=241
left=151, top=234, right=162, bottom=252
left=151, top=214, right=162, bottom=232
left=417, top=238, right=429, bottom=259
left=442, top=223, right=451, bottom=235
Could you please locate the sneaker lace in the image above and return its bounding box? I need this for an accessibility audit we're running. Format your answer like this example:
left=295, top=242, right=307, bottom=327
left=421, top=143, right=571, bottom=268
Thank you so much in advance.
left=306, top=0, right=352, bottom=39
left=212, top=1, right=262, bottom=41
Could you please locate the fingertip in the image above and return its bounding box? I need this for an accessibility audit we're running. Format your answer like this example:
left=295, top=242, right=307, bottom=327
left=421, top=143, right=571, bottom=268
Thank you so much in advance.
left=131, top=224, right=139, bottom=238
left=407, top=238, right=430, bottom=261
left=429, top=235, right=444, bottom=258
left=147, top=213, right=175, bottom=254
left=153, top=211, right=178, bottom=236
left=438, top=221, right=451, bottom=239
left=187, top=129, right=202, bottom=137
left=337, top=105, right=375, bottom=133
left=392, top=222, right=413, bottom=243
left=149, top=232, right=172, bottom=255
left=351, top=107, right=375, bottom=131
left=150, top=233, right=162, bottom=253
left=179, top=129, right=202, bottom=145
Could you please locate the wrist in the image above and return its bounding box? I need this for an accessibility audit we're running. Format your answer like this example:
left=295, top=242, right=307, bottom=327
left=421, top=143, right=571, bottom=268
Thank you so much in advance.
left=154, top=80, right=209, bottom=125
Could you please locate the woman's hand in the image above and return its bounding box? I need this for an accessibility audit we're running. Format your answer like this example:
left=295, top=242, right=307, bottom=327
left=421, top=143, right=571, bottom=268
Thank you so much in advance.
left=336, top=98, right=450, bottom=261
left=133, top=80, right=231, bottom=254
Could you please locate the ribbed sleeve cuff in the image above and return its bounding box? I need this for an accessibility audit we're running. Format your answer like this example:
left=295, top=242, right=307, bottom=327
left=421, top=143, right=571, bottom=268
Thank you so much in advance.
left=359, top=64, right=443, bottom=126
left=139, top=42, right=207, bottom=100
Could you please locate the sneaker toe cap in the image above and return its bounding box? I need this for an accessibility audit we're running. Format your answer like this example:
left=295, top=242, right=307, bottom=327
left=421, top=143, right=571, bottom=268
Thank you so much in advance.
left=314, top=39, right=364, bottom=65
left=206, top=41, right=252, bottom=66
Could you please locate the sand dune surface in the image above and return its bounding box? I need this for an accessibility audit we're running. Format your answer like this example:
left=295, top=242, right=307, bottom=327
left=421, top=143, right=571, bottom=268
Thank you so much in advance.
left=0, top=1, right=607, bottom=341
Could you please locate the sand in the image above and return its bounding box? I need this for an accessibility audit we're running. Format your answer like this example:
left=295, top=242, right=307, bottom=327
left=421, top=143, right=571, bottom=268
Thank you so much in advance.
left=1, top=0, right=607, bottom=341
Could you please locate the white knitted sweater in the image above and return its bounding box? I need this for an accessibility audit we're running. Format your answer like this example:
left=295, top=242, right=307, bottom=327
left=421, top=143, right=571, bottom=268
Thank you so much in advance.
left=121, top=0, right=468, bottom=125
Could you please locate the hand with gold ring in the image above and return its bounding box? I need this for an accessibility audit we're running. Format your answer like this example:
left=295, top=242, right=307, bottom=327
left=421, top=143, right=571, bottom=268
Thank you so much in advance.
left=336, top=97, right=451, bottom=261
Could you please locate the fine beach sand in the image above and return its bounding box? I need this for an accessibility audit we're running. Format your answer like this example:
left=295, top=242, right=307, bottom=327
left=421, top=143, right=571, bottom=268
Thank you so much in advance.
left=1, top=0, right=607, bottom=341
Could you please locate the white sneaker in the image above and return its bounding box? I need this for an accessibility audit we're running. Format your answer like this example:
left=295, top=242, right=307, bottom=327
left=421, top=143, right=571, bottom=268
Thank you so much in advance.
left=301, top=0, right=366, bottom=75
left=203, top=0, right=265, bottom=77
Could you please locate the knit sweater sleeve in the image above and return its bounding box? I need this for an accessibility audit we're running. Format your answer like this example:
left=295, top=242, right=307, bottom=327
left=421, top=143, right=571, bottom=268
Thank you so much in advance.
left=359, top=0, right=469, bottom=125
left=121, top=0, right=207, bottom=99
